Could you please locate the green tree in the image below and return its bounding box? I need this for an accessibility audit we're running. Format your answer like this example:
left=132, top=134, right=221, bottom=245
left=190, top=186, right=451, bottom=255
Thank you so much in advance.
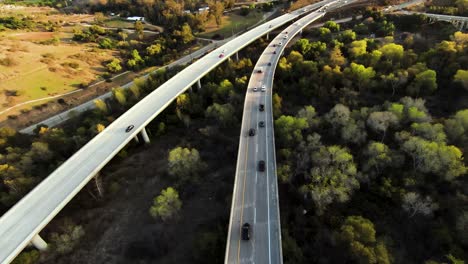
left=296, top=105, right=318, bottom=128
left=381, top=70, right=408, bottom=96
left=402, top=192, right=438, bottom=217
left=134, top=20, right=144, bottom=40
left=344, top=63, right=376, bottom=91
left=340, top=216, right=391, bottom=264
left=94, top=99, right=108, bottom=113
left=106, top=58, right=122, bottom=73
left=329, top=46, right=346, bottom=67
left=340, top=29, right=356, bottom=43
left=168, top=147, right=205, bottom=183
left=410, top=122, right=446, bottom=143
left=11, top=250, right=40, bottom=264
left=325, top=104, right=350, bottom=131
left=274, top=115, right=308, bottom=147
left=379, top=43, right=404, bottom=63
left=210, top=1, right=225, bottom=26
left=146, top=43, right=162, bottom=56
left=407, top=69, right=437, bottom=96
left=401, top=136, right=466, bottom=181
left=445, top=109, right=468, bottom=147
left=175, top=23, right=194, bottom=44
left=324, top=20, right=340, bottom=32
left=129, top=83, right=141, bottom=99
left=348, top=40, right=367, bottom=58
left=149, top=187, right=182, bottom=221
left=272, top=93, right=282, bottom=117
left=367, top=111, right=398, bottom=141
left=205, top=103, right=237, bottom=128
left=362, top=141, right=398, bottom=176
left=112, top=87, right=127, bottom=106
left=453, top=69, right=468, bottom=90
left=127, top=49, right=144, bottom=70
left=277, top=164, right=292, bottom=184
left=301, top=146, right=358, bottom=214
left=50, top=219, right=85, bottom=254
left=98, top=37, right=114, bottom=49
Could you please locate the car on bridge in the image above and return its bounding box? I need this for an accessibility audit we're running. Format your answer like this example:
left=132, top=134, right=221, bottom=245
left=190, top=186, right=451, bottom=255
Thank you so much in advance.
left=253, top=87, right=258, bottom=92
left=258, top=160, right=265, bottom=172
left=249, top=128, right=256, bottom=136
left=261, top=84, right=266, bottom=92
left=242, top=223, right=251, bottom=240
left=125, top=125, right=134, bottom=132
left=219, top=53, right=224, bottom=58
left=259, top=121, right=265, bottom=127
left=259, top=104, right=265, bottom=111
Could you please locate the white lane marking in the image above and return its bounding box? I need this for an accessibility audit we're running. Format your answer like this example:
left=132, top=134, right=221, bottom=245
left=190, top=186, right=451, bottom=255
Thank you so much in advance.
left=256, top=143, right=258, bottom=153
left=265, top=82, right=271, bottom=264
left=254, top=207, right=257, bottom=224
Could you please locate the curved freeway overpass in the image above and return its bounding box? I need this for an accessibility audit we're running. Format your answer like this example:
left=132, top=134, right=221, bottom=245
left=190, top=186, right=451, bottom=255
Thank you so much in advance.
left=0, top=0, right=336, bottom=263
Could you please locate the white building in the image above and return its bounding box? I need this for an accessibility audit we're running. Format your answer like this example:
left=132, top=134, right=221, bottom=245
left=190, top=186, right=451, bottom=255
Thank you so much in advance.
left=127, top=16, right=145, bottom=21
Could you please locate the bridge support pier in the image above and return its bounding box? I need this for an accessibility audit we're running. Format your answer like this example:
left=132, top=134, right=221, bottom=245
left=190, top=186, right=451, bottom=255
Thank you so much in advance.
left=140, top=127, right=150, bottom=144
left=197, top=79, right=202, bottom=90
left=31, top=234, right=48, bottom=251
left=235, top=52, right=239, bottom=61
left=266, top=33, right=269, bottom=40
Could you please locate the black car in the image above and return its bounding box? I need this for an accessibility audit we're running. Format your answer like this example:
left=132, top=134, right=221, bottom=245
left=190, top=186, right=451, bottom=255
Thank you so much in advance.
left=249, top=128, right=256, bottom=136
left=259, top=121, right=265, bottom=127
left=241, top=223, right=251, bottom=240
left=268, top=62, right=272, bottom=66
left=258, top=160, right=265, bottom=172
left=259, top=104, right=265, bottom=111
left=125, top=125, right=134, bottom=132
left=273, top=51, right=277, bottom=54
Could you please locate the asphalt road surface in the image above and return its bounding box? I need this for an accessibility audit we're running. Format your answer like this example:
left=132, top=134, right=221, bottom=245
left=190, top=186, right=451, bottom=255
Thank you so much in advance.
left=223, top=6, right=342, bottom=264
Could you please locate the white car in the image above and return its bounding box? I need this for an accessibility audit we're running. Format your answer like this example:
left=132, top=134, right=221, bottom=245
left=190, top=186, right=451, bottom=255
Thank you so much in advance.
left=278, top=42, right=283, bottom=46
left=253, top=87, right=258, bottom=92
left=283, top=35, right=288, bottom=39
left=261, top=85, right=266, bottom=92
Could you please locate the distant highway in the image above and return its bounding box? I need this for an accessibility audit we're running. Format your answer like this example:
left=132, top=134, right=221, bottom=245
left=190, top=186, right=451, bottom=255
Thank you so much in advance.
left=0, top=1, right=337, bottom=263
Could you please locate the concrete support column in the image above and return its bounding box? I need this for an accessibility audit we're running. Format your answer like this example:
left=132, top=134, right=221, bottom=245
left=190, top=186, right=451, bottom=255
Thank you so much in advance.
left=134, top=136, right=140, bottom=143
left=140, top=127, right=150, bottom=144
left=266, top=33, right=269, bottom=40
left=31, top=234, right=48, bottom=251
left=235, top=52, right=239, bottom=61
left=197, top=79, right=202, bottom=90
left=300, top=29, right=303, bottom=35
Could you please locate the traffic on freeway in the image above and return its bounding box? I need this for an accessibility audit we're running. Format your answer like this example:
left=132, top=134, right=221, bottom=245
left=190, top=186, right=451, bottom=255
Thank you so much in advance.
left=224, top=0, right=355, bottom=262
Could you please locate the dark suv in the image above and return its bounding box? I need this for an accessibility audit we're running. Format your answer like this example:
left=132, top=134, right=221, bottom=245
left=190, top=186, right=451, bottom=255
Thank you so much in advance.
left=249, top=128, right=256, bottom=136
left=241, top=223, right=250, bottom=240
left=258, top=160, right=265, bottom=172
left=259, top=104, right=265, bottom=111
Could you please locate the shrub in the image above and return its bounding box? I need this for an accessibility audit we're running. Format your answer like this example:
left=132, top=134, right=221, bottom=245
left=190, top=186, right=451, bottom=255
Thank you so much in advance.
left=99, top=37, right=115, bottom=49
left=0, top=56, right=18, bottom=67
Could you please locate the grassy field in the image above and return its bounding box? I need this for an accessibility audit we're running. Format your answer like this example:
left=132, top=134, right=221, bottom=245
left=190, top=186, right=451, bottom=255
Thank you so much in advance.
left=0, top=31, right=115, bottom=118
left=103, top=18, right=164, bottom=32
left=197, top=10, right=265, bottom=39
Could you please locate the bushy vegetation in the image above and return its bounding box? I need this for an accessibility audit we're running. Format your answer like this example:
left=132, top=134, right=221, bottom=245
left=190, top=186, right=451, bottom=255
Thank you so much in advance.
left=274, top=11, right=467, bottom=264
